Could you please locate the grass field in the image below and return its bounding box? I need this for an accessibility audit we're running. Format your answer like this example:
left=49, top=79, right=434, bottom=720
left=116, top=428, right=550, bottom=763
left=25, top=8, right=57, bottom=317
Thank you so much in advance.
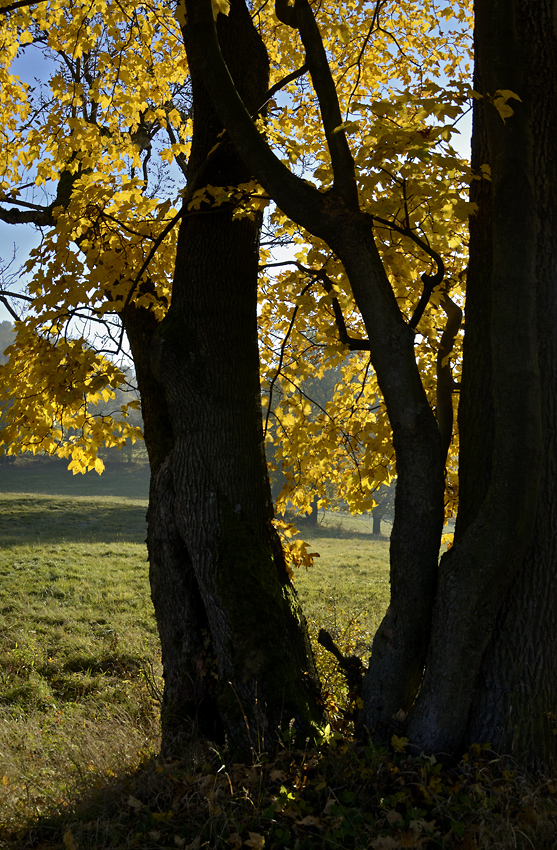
left=1, top=462, right=556, bottom=849
left=0, top=462, right=391, bottom=842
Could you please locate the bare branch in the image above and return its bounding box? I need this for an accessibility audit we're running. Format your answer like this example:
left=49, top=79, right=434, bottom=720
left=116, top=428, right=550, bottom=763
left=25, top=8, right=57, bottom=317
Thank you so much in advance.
left=0, top=295, right=23, bottom=322
left=0, top=205, right=53, bottom=226
left=264, top=278, right=316, bottom=436
left=266, top=63, right=308, bottom=102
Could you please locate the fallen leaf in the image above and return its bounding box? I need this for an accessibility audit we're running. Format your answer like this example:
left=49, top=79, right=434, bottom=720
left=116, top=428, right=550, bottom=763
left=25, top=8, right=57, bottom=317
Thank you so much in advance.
left=127, top=795, right=143, bottom=811
left=63, top=830, right=78, bottom=850
left=270, top=769, right=286, bottom=781
left=296, top=815, right=321, bottom=828
left=244, top=832, right=265, bottom=849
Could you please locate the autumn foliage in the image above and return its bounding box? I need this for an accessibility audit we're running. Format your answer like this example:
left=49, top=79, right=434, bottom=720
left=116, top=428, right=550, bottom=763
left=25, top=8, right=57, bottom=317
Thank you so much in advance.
left=1, top=0, right=472, bottom=509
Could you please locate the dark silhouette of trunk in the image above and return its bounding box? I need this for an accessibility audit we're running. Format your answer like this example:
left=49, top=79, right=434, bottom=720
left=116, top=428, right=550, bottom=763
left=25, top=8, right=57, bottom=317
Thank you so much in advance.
left=372, top=512, right=382, bottom=536
left=407, top=0, right=554, bottom=764
left=184, top=0, right=446, bottom=737
left=307, top=494, right=319, bottom=527
left=463, top=0, right=557, bottom=765
left=181, top=0, right=557, bottom=765
left=125, top=0, right=322, bottom=759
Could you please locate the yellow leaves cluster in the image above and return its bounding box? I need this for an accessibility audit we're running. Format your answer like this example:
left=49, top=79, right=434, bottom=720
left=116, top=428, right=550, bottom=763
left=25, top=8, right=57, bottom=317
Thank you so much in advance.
left=0, top=326, right=141, bottom=474
left=186, top=181, right=269, bottom=219
left=0, top=0, right=471, bottom=514
left=273, top=519, right=319, bottom=579
left=256, top=3, right=472, bottom=527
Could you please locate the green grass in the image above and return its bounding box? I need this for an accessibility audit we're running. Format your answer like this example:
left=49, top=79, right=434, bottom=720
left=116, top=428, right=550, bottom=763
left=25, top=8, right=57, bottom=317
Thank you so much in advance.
left=1, top=480, right=556, bottom=850
left=0, top=488, right=160, bottom=837
left=0, top=477, right=391, bottom=836
left=0, top=457, right=150, bottom=500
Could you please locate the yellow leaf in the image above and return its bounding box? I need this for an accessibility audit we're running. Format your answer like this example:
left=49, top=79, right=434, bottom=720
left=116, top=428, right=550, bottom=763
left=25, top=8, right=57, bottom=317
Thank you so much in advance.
left=331, top=120, right=359, bottom=135
left=244, top=833, right=265, bottom=849
left=175, top=0, right=186, bottom=28
left=492, top=89, right=522, bottom=122
left=391, top=734, right=408, bottom=753
left=211, top=0, right=230, bottom=18
left=63, top=830, right=78, bottom=850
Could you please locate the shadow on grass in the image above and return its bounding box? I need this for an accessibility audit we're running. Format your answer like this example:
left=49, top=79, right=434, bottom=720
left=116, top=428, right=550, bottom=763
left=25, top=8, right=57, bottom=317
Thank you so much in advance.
left=0, top=458, right=150, bottom=500
left=299, top=523, right=387, bottom=541
left=3, top=738, right=554, bottom=850
left=0, top=497, right=147, bottom=546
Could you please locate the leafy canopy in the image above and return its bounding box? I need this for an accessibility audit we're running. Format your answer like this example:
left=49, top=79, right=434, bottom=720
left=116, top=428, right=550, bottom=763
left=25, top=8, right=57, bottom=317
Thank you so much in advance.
left=0, top=0, right=472, bottom=513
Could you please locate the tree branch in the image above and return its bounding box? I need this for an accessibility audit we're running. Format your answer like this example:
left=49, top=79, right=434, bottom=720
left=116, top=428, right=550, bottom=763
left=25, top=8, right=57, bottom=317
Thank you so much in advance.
left=316, top=269, right=371, bottom=351
left=264, top=278, right=316, bottom=437
left=0, top=205, right=53, bottom=226
left=266, top=63, right=308, bottom=102
left=183, top=0, right=327, bottom=233
left=263, top=258, right=372, bottom=351
left=436, top=292, right=462, bottom=461
left=370, top=213, right=445, bottom=329
left=0, top=290, right=33, bottom=321
left=277, top=0, right=358, bottom=207
left=0, top=0, right=36, bottom=13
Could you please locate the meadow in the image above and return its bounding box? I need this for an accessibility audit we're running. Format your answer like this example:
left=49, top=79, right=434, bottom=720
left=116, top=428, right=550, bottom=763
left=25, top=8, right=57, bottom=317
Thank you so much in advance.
left=1, top=460, right=556, bottom=849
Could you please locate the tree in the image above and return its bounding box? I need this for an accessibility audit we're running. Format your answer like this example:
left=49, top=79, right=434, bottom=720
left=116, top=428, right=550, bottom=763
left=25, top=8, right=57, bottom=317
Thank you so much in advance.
left=142, top=1, right=324, bottom=757
left=0, top=0, right=472, bottom=758
left=182, top=0, right=557, bottom=766
left=407, top=0, right=557, bottom=765
left=14, top=0, right=554, bottom=767
left=0, top=0, right=326, bottom=757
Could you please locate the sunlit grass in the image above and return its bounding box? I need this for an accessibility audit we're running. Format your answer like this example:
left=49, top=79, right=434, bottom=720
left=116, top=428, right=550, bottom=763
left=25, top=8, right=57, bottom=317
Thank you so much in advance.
left=0, top=478, right=391, bottom=838
left=1, top=473, right=556, bottom=849
left=0, top=488, right=160, bottom=835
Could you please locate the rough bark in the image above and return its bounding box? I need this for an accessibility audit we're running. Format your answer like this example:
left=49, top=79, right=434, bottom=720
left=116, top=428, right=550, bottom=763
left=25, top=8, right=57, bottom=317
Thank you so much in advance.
left=137, top=0, right=322, bottom=758
left=464, top=0, right=557, bottom=766
left=406, top=0, right=543, bottom=756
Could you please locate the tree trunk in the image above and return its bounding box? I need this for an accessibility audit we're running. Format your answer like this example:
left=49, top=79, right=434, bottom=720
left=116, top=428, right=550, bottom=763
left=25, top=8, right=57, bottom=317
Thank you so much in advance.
left=463, top=0, right=557, bottom=765
left=335, top=228, right=445, bottom=737
left=131, top=0, right=322, bottom=759
left=182, top=0, right=447, bottom=737
left=406, top=0, right=546, bottom=759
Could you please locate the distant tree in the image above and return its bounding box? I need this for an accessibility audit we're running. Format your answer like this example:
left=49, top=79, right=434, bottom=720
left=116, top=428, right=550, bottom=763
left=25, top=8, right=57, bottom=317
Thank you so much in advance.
left=0, top=322, right=13, bottom=364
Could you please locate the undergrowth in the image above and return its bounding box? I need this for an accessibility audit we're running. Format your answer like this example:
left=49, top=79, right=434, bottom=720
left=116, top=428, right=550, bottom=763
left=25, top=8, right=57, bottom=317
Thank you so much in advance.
left=5, top=739, right=557, bottom=849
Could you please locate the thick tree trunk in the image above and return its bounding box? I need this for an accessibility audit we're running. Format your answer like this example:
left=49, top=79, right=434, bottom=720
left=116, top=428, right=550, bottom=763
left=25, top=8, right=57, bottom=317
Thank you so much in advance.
left=464, top=0, right=557, bottom=765
left=406, top=0, right=545, bottom=758
left=130, top=0, right=322, bottom=759
left=182, top=0, right=447, bottom=736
